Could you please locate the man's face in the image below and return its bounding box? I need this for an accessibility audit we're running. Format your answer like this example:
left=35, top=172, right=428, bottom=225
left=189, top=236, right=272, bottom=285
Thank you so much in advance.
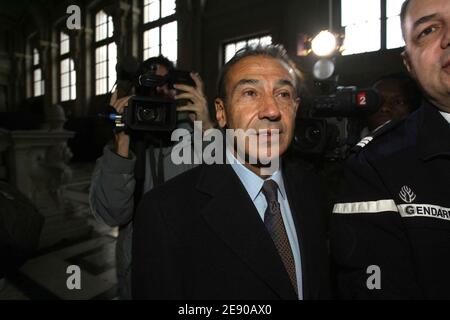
left=367, top=79, right=414, bottom=130
left=215, top=55, right=299, bottom=163
left=402, top=0, right=450, bottom=111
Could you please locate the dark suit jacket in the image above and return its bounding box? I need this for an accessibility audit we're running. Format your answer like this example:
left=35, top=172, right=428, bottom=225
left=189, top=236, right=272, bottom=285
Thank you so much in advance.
left=132, top=158, right=331, bottom=299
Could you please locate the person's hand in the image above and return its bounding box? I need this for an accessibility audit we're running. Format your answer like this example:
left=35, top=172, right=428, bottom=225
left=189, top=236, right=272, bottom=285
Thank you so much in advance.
left=110, top=89, right=133, bottom=115
left=174, top=72, right=215, bottom=131
left=109, top=89, right=133, bottom=158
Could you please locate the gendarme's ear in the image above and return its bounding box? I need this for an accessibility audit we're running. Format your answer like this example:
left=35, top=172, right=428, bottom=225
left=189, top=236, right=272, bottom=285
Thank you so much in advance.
left=214, top=98, right=227, bottom=128
left=402, top=50, right=414, bottom=75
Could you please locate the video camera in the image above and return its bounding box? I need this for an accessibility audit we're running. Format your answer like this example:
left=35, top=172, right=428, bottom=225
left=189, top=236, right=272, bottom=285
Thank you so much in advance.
left=102, top=56, right=195, bottom=132
left=294, top=81, right=382, bottom=160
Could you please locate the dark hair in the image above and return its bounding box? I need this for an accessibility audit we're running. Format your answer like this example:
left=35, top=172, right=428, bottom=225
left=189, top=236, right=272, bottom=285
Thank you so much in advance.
left=400, top=0, right=412, bottom=39
left=372, top=72, right=422, bottom=111
left=139, top=55, right=175, bottom=75
left=216, top=44, right=304, bottom=100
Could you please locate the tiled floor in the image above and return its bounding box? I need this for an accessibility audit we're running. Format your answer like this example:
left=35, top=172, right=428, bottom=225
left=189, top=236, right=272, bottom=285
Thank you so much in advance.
left=0, top=217, right=119, bottom=300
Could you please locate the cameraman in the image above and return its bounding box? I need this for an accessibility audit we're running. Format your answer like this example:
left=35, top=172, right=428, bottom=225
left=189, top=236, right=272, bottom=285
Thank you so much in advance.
left=361, top=73, right=421, bottom=137
left=89, top=56, right=215, bottom=299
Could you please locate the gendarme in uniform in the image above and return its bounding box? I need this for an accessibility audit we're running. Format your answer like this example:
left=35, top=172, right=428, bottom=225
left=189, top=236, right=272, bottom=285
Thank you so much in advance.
left=331, top=99, right=450, bottom=299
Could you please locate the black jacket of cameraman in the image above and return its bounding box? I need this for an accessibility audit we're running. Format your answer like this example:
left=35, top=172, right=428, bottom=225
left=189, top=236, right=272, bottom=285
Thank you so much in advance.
left=330, top=99, right=450, bottom=299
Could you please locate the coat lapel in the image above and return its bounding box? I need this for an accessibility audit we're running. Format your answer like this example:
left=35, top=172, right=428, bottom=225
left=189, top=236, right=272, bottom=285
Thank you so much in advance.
left=196, top=163, right=298, bottom=299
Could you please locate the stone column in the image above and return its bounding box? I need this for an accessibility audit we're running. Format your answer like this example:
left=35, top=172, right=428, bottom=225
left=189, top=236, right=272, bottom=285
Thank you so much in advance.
left=105, top=0, right=132, bottom=62
left=37, top=40, right=58, bottom=108
left=11, top=53, right=27, bottom=109
left=68, top=29, right=83, bottom=117
left=130, top=0, right=141, bottom=58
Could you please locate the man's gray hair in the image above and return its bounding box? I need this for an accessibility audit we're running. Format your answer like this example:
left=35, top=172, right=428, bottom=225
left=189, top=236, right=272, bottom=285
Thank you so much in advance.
left=216, top=44, right=304, bottom=100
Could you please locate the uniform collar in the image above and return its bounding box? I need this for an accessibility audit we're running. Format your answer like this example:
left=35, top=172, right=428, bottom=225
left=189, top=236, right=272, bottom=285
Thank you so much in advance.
left=419, top=99, right=450, bottom=160
left=440, top=111, right=450, bottom=124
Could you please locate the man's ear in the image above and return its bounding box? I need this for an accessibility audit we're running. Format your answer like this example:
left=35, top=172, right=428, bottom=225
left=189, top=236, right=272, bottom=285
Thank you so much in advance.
left=215, top=98, right=227, bottom=128
left=294, top=97, right=301, bottom=113
left=402, top=50, right=414, bottom=76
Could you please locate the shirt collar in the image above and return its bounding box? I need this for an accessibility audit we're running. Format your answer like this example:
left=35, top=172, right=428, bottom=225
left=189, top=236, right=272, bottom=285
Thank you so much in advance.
left=440, top=111, right=450, bottom=124
left=226, top=147, right=286, bottom=201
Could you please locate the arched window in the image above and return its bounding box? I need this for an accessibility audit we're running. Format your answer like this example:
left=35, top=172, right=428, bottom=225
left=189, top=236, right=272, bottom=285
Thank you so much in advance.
left=32, top=48, right=44, bottom=97
left=60, top=31, right=76, bottom=101
left=94, top=10, right=117, bottom=95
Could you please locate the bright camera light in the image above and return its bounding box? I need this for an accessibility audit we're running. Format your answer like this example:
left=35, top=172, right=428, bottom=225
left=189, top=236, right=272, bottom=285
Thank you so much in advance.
left=311, top=30, right=337, bottom=57
left=313, top=59, right=335, bottom=80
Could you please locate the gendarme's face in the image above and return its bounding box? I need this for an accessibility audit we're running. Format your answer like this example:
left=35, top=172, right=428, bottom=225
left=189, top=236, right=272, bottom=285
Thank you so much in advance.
left=215, top=55, right=299, bottom=162
left=403, top=0, right=450, bottom=111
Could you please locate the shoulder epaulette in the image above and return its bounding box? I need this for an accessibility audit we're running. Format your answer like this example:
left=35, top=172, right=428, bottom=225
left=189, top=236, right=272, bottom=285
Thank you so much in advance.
left=350, top=119, right=404, bottom=153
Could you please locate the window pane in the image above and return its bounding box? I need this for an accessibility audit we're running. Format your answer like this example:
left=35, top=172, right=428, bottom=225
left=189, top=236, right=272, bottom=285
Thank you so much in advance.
left=144, top=27, right=160, bottom=58
left=161, top=0, right=176, bottom=18
left=96, top=11, right=108, bottom=41
left=161, top=40, right=177, bottom=64
left=96, top=22, right=107, bottom=42
left=161, top=21, right=177, bottom=62
left=34, top=82, right=40, bottom=97
left=235, top=41, right=246, bottom=52
left=71, top=69, right=76, bottom=85
left=96, top=46, right=107, bottom=63
left=144, top=0, right=160, bottom=23
left=96, top=10, right=107, bottom=26
left=223, top=35, right=272, bottom=64
left=143, top=49, right=150, bottom=60
left=108, top=16, right=114, bottom=38
left=387, top=16, right=405, bottom=49
left=259, top=36, right=272, bottom=46
left=61, top=87, right=69, bottom=102
left=342, top=19, right=381, bottom=55
left=33, top=49, right=39, bottom=66
left=387, top=0, right=407, bottom=18
left=341, top=0, right=380, bottom=26
left=248, top=38, right=259, bottom=47
left=96, top=79, right=107, bottom=95
left=96, top=62, right=106, bottom=79
left=61, top=58, right=69, bottom=73
left=108, top=42, right=117, bottom=92
left=61, top=73, right=69, bottom=88
left=34, top=69, right=41, bottom=81
left=225, top=43, right=236, bottom=63
left=60, top=32, right=69, bottom=55
left=34, top=69, right=44, bottom=97
left=71, top=84, right=76, bottom=100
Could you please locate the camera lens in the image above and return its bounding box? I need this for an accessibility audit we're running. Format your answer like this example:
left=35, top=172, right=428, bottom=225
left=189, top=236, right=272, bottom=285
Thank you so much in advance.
left=305, top=125, right=322, bottom=145
left=294, top=120, right=325, bottom=151
left=137, top=107, right=158, bottom=123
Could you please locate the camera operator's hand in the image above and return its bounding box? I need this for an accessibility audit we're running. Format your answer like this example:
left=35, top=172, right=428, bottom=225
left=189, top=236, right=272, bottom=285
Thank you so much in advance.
left=110, top=90, right=132, bottom=158
left=174, top=72, right=215, bottom=132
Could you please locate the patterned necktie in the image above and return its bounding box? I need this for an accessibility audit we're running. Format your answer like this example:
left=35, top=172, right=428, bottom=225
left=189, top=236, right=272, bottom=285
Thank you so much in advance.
left=261, top=179, right=298, bottom=296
